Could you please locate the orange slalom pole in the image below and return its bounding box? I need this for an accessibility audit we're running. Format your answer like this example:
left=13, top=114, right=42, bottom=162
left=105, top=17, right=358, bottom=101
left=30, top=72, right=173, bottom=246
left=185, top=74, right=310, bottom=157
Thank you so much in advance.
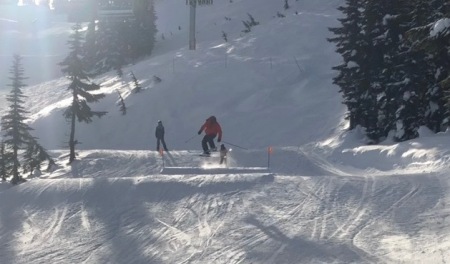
left=159, top=148, right=165, bottom=168
left=267, top=146, right=273, bottom=169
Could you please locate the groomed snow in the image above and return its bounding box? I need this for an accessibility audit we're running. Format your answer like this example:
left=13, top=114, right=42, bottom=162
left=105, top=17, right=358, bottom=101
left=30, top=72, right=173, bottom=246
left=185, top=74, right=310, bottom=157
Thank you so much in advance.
left=0, top=0, right=449, bottom=263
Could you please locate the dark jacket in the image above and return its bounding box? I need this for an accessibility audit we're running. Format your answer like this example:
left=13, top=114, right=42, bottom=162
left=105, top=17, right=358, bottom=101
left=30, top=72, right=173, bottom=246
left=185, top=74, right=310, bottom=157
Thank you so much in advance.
left=155, top=123, right=165, bottom=138
left=220, top=144, right=227, bottom=157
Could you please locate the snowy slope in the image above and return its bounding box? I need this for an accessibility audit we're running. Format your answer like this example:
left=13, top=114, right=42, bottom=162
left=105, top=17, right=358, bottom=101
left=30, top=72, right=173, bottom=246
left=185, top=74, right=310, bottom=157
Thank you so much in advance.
left=19, top=0, right=346, bottom=151
left=0, top=149, right=449, bottom=264
left=0, top=0, right=449, bottom=263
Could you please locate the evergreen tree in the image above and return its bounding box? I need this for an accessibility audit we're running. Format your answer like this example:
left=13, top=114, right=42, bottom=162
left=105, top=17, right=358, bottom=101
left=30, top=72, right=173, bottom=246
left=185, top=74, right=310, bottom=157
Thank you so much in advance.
left=328, top=0, right=387, bottom=142
left=222, top=31, right=228, bottom=42
left=340, top=0, right=406, bottom=142
left=95, top=20, right=127, bottom=75
left=406, top=1, right=450, bottom=132
left=83, top=20, right=98, bottom=74
left=22, top=137, right=55, bottom=176
left=394, top=90, right=421, bottom=141
left=277, top=12, right=286, bottom=18
left=284, top=0, right=289, bottom=10
left=0, top=141, right=10, bottom=181
left=1, top=55, right=32, bottom=183
left=426, top=1, right=449, bottom=130
left=328, top=0, right=367, bottom=130
left=130, top=71, right=142, bottom=93
left=0, top=55, right=53, bottom=183
left=84, top=0, right=157, bottom=75
left=131, top=0, right=158, bottom=60
left=390, top=1, right=437, bottom=141
left=242, top=20, right=251, bottom=33
left=247, top=13, right=259, bottom=27
left=359, top=0, right=395, bottom=142
left=330, top=0, right=449, bottom=142
left=420, top=18, right=449, bottom=130
left=153, top=75, right=162, bottom=83
left=59, top=23, right=107, bottom=163
left=110, top=22, right=126, bottom=77
left=377, top=2, right=424, bottom=141
left=116, top=90, right=127, bottom=115
left=430, top=0, right=449, bottom=20
left=242, top=13, right=259, bottom=33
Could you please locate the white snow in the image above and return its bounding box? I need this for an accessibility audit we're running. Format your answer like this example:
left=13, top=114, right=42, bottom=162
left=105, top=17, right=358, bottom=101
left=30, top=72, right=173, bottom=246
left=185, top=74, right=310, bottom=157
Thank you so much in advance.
left=430, top=18, right=450, bottom=37
left=0, top=0, right=450, bottom=263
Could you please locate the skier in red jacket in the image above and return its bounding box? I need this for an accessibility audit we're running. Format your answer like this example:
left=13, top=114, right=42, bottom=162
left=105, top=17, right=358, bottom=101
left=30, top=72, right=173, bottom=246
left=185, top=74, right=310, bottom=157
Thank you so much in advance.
left=198, top=116, right=222, bottom=155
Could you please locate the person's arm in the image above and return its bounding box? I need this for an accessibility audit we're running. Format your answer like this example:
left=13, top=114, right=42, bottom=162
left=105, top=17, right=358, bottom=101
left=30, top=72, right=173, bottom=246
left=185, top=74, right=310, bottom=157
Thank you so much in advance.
left=198, top=123, right=206, bottom=134
left=217, top=123, right=222, bottom=142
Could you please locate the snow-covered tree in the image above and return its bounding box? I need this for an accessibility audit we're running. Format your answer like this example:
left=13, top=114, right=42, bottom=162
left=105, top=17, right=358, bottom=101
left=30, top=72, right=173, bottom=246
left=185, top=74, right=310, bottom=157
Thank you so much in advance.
left=329, top=0, right=446, bottom=142
left=328, top=0, right=367, bottom=130
left=376, top=2, right=427, bottom=141
left=406, top=2, right=450, bottom=132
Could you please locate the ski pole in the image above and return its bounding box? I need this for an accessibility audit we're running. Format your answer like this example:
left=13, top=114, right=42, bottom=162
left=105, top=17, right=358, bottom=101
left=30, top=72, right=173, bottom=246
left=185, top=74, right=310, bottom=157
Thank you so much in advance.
left=222, top=140, right=248, bottom=150
left=184, top=134, right=198, bottom=143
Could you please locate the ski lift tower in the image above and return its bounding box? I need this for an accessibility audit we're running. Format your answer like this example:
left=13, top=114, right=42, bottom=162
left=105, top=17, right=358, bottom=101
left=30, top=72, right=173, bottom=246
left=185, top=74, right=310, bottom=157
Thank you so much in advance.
left=186, top=0, right=213, bottom=50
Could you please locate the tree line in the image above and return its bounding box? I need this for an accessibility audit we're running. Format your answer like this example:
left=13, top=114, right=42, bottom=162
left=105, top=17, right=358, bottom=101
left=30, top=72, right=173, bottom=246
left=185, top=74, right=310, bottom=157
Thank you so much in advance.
left=50, top=0, right=157, bottom=76
left=328, top=0, right=449, bottom=143
left=85, top=0, right=157, bottom=76
left=0, top=25, right=105, bottom=184
left=1, top=0, right=158, bottom=184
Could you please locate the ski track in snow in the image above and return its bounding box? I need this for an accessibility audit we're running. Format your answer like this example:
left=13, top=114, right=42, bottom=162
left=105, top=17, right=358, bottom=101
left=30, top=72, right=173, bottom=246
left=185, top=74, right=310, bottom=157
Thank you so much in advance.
left=0, top=154, right=447, bottom=263
left=1, top=0, right=450, bottom=262
left=0, top=143, right=447, bottom=264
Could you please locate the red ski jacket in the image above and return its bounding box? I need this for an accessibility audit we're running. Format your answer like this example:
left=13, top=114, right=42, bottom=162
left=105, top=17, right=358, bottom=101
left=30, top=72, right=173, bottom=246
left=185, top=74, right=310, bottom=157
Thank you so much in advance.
left=199, top=117, right=222, bottom=141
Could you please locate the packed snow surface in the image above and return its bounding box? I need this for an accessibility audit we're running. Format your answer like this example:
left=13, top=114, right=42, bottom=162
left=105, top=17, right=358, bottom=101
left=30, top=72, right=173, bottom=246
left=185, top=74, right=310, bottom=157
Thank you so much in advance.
left=0, top=0, right=449, bottom=263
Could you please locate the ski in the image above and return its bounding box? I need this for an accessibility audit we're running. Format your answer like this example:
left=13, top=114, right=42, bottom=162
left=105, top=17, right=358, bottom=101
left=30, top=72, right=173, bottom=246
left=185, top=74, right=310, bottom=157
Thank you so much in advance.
left=188, top=150, right=218, bottom=157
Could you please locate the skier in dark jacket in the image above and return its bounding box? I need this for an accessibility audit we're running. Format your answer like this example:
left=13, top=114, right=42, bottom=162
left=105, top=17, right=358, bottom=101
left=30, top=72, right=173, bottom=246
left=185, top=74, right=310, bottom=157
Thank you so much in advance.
left=219, top=144, right=228, bottom=165
left=198, top=116, right=222, bottom=155
left=155, top=120, right=168, bottom=151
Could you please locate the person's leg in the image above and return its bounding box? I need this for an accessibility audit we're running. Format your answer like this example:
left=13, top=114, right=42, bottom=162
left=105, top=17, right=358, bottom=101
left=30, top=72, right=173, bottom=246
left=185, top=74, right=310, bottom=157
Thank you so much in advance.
left=161, top=136, right=168, bottom=151
left=156, top=138, right=160, bottom=151
left=207, top=135, right=216, bottom=150
left=202, top=136, right=209, bottom=152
